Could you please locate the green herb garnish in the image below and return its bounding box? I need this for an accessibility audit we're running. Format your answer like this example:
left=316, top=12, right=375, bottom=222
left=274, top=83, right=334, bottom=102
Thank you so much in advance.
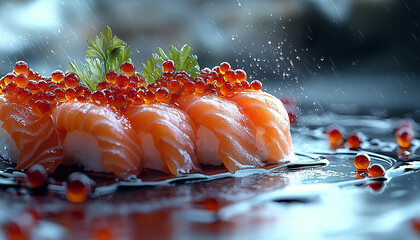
left=67, top=26, right=132, bottom=90
left=142, top=44, right=200, bottom=83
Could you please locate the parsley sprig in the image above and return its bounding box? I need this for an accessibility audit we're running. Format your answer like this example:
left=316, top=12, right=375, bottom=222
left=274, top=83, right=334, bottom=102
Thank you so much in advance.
left=67, top=26, right=132, bottom=90
left=142, top=44, right=200, bottom=83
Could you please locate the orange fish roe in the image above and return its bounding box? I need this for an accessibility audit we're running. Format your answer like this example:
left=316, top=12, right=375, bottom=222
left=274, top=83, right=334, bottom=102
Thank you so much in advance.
left=346, top=132, right=362, bottom=149
left=26, top=164, right=48, bottom=189
left=66, top=172, right=93, bottom=203
left=354, top=153, right=371, bottom=170
left=326, top=125, right=344, bottom=146
left=0, top=60, right=260, bottom=116
left=368, top=164, right=385, bottom=177
left=120, top=61, right=135, bottom=76
left=395, top=126, right=414, bottom=148
left=14, top=61, right=30, bottom=75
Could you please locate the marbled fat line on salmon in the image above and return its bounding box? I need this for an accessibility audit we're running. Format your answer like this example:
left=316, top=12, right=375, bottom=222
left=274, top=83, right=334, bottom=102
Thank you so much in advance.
left=229, top=91, right=294, bottom=163
left=125, top=104, right=199, bottom=175
left=177, top=95, right=263, bottom=172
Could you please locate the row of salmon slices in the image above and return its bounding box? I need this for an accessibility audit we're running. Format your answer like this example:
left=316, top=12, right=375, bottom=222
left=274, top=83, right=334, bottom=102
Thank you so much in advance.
left=0, top=90, right=293, bottom=178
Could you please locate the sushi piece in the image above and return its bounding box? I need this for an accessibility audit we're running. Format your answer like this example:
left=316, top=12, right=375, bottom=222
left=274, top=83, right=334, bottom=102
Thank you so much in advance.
left=177, top=95, right=262, bottom=172
left=0, top=96, right=63, bottom=172
left=229, top=91, right=294, bottom=163
left=125, top=104, right=199, bottom=175
left=52, top=102, right=142, bottom=178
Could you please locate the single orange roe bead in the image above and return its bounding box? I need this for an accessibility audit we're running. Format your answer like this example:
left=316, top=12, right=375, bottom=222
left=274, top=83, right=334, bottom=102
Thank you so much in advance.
left=92, top=90, right=106, bottom=105
left=120, top=61, right=135, bottom=76
left=53, top=88, right=66, bottom=102
left=15, top=74, right=28, bottom=88
left=96, top=81, right=109, bottom=90
left=168, top=79, right=181, bottom=93
left=129, top=74, right=140, bottom=84
left=5, top=82, right=19, bottom=97
left=354, top=153, right=371, bottom=170
left=220, top=82, right=235, bottom=96
left=106, top=71, right=118, bottom=84
left=183, top=81, right=195, bottom=95
left=346, top=133, right=362, bottom=149
left=14, top=61, right=30, bottom=75
left=235, top=82, right=244, bottom=92
left=37, top=80, right=48, bottom=91
left=200, top=67, right=211, bottom=78
left=2, top=215, right=34, bottom=240
left=219, top=62, right=231, bottom=74
left=66, top=172, right=93, bottom=203
left=75, top=85, right=88, bottom=97
left=155, top=87, right=171, bottom=104
left=51, top=70, right=65, bottom=83
left=32, top=100, right=53, bottom=117
left=143, top=90, right=155, bottom=104
left=162, top=71, right=174, bottom=80
left=223, top=69, right=237, bottom=84
left=57, top=81, right=66, bottom=89
left=162, top=60, right=176, bottom=72
left=43, top=91, right=56, bottom=102
left=113, top=94, right=128, bottom=108
left=18, top=88, right=32, bottom=103
left=26, top=164, right=48, bottom=189
left=212, top=66, right=221, bottom=75
left=3, top=73, right=16, bottom=85
left=65, top=88, right=77, bottom=101
left=26, top=80, right=39, bottom=93
left=241, top=80, right=250, bottom=90
left=126, top=88, right=138, bottom=99
left=250, top=80, right=263, bottom=91
left=64, top=73, right=80, bottom=88
left=395, top=127, right=414, bottom=148
left=368, top=164, right=385, bottom=177
left=326, top=125, right=344, bottom=146
left=27, top=69, right=36, bottom=80
left=201, top=197, right=221, bottom=211
left=236, top=69, right=247, bottom=82
left=147, top=82, right=158, bottom=92
left=195, top=80, right=206, bottom=94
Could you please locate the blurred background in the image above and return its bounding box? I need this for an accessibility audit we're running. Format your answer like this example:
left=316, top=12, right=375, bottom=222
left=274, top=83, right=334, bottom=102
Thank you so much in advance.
left=0, top=0, right=419, bottom=115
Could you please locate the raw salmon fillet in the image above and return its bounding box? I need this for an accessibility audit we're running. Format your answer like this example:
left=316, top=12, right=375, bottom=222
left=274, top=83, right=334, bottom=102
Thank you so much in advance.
left=177, top=95, right=262, bottom=172
left=53, top=102, right=142, bottom=178
left=0, top=96, right=63, bottom=172
left=125, top=104, right=199, bottom=175
left=229, top=91, right=294, bottom=163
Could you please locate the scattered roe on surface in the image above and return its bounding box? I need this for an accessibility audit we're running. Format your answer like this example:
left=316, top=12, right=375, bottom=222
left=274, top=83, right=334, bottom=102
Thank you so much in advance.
left=0, top=60, right=263, bottom=116
left=353, top=153, right=370, bottom=170
left=325, top=125, right=344, bottom=146
left=66, top=172, right=94, bottom=203
left=346, top=133, right=362, bottom=149
left=368, top=164, right=385, bottom=177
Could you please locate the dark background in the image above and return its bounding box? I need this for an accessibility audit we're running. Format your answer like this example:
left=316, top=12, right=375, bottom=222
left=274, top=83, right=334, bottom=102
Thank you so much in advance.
left=0, top=0, right=419, bottom=114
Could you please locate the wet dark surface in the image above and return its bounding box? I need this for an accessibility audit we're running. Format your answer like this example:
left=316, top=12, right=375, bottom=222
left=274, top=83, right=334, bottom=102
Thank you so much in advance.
left=0, top=112, right=419, bottom=240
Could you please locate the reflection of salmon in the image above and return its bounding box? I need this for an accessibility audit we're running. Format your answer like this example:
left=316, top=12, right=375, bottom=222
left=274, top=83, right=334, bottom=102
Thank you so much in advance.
left=53, top=102, right=141, bottom=178
left=177, top=95, right=262, bottom=172
left=125, top=104, right=199, bottom=175
left=0, top=96, right=63, bottom=172
left=229, top=91, right=294, bottom=163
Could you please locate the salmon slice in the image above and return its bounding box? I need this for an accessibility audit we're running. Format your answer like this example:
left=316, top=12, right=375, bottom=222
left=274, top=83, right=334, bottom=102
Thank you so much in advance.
left=0, top=96, right=63, bottom=172
left=229, top=91, right=294, bottom=163
left=177, top=95, right=262, bottom=172
left=125, top=104, right=200, bottom=175
left=53, top=102, right=142, bottom=178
